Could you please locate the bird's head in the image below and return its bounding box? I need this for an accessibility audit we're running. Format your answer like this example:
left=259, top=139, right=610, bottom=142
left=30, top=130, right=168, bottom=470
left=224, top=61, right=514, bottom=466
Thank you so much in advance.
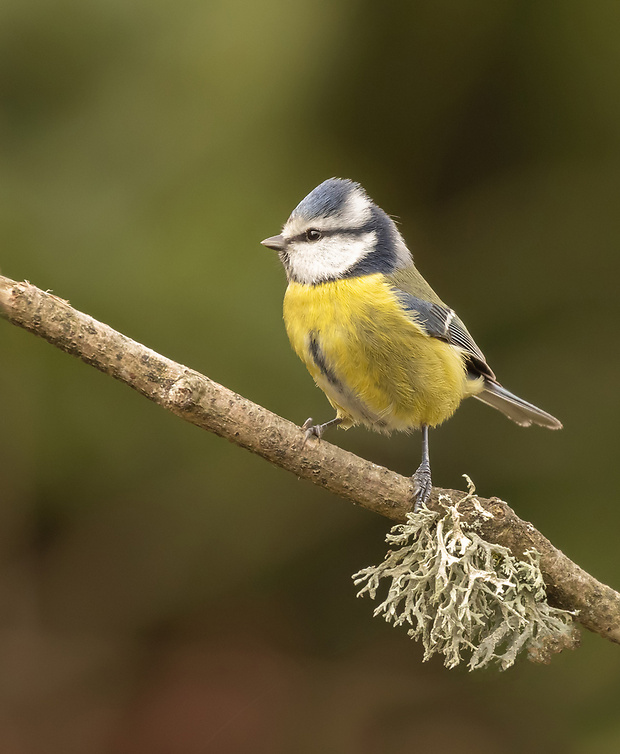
left=261, top=178, right=411, bottom=285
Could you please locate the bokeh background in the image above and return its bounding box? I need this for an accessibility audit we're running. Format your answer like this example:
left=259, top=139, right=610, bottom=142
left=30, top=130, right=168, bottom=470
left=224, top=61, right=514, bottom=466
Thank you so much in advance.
left=2, top=1, right=620, bottom=752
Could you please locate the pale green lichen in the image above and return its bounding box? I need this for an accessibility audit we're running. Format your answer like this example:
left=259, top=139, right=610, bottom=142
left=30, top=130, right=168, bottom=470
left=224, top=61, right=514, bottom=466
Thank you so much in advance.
left=353, top=480, right=579, bottom=670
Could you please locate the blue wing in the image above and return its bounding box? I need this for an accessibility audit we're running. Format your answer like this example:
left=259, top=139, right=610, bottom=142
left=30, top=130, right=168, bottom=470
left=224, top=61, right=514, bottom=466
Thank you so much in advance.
left=391, top=287, right=562, bottom=429
left=392, top=289, right=496, bottom=381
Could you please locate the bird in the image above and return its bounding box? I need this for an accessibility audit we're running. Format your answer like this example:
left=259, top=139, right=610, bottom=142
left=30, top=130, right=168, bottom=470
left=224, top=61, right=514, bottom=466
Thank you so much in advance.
left=261, top=178, right=562, bottom=510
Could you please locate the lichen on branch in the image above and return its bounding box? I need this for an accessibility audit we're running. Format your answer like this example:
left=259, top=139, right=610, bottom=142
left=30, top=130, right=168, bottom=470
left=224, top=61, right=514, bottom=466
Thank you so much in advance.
left=354, top=482, right=580, bottom=669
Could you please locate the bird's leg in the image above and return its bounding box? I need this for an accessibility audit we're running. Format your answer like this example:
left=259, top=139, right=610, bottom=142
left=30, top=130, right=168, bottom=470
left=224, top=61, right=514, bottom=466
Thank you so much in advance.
left=412, top=424, right=432, bottom=512
left=301, top=416, right=342, bottom=446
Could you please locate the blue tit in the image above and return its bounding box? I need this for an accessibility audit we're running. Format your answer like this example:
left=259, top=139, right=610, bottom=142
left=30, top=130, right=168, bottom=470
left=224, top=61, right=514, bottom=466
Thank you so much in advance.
left=261, top=178, right=562, bottom=509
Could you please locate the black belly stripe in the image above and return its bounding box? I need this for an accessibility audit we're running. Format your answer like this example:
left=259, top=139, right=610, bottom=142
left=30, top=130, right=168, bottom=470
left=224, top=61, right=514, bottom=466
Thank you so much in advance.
left=307, top=331, right=387, bottom=427
left=308, top=331, right=344, bottom=391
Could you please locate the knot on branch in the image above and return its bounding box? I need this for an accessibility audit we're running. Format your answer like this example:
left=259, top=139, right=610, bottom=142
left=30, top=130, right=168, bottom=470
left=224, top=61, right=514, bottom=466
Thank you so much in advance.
left=167, top=374, right=204, bottom=410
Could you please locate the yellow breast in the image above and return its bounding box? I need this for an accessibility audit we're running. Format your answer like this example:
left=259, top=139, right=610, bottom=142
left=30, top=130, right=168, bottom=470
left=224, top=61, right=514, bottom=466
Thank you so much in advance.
left=283, top=274, right=479, bottom=431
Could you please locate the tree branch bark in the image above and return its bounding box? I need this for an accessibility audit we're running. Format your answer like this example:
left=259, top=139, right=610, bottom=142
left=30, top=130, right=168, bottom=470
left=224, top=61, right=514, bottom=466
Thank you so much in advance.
left=1, top=274, right=619, bottom=645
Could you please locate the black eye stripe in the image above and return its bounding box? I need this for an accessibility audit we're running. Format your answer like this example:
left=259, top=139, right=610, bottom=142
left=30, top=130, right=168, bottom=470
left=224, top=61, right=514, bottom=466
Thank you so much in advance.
left=289, top=223, right=374, bottom=244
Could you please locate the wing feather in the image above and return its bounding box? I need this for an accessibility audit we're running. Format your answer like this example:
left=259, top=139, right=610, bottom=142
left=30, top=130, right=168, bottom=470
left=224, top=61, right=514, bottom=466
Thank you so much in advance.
left=388, top=276, right=562, bottom=429
left=392, top=289, right=496, bottom=381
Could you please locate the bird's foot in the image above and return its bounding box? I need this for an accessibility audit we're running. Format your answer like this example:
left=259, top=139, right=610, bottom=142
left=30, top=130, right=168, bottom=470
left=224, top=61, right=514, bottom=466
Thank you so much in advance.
left=301, top=417, right=325, bottom=447
left=301, top=417, right=342, bottom=448
left=412, top=461, right=432, bottom=512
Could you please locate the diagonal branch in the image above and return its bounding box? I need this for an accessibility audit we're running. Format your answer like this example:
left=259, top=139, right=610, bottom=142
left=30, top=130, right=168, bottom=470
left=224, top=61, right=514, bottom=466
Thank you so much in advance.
left=1, top=274, right=619, bottom=645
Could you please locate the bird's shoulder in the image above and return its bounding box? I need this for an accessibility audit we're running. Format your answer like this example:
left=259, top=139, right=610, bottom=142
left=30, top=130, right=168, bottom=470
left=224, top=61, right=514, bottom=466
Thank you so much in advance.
left=387, top=265, right=496, bottom=381
left=388, top=265, right=446, bottom=306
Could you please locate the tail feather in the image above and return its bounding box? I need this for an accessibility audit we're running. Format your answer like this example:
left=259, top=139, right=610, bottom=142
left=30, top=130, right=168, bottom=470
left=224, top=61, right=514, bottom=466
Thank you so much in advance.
left=474, top=382, right=562, bottom=430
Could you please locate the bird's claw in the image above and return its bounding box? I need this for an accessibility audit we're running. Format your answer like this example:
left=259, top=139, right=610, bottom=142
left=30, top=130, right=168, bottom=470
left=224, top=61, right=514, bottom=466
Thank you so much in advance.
left=412, top=461, right=432, bottom=512
left=301, top=417, right=323, bottom=448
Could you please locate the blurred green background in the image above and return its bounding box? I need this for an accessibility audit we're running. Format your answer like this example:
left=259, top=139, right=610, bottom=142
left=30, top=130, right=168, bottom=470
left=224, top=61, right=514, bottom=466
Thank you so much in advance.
left=2, top=0, right=620, bottom=752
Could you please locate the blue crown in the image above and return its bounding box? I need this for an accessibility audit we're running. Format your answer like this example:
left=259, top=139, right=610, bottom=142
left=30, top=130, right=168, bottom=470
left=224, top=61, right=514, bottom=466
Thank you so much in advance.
left=291, top=178, right=364, bottom=221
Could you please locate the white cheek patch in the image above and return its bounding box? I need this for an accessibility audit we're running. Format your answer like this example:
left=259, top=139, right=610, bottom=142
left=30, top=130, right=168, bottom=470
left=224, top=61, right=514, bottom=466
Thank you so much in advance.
left=288, top=232, right=377, bottom=285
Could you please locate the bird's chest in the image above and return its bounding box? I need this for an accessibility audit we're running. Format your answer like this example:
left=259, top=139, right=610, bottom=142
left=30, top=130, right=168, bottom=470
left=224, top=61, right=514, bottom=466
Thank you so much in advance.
left=283, top=276, right=466, bottom=429
left=283, top=276, right=397, bottom=367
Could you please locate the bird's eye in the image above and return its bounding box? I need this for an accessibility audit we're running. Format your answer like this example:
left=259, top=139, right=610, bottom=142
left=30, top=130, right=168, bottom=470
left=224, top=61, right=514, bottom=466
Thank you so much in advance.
left=305, top=228, right=322, bottom=242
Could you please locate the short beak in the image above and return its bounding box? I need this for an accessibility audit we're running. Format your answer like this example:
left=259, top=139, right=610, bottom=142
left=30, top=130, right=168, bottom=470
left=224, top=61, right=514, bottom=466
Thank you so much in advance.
left=261, top=234, right=286, bottom=251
